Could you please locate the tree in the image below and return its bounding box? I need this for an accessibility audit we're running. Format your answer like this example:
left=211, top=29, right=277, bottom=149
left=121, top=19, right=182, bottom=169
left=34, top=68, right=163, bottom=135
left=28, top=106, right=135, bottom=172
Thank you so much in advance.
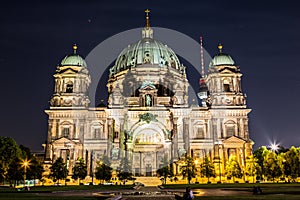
left=0, top=137, right=22, bottom=182
left=49, top=157, right=68, bottom=184
left=225, top=156, right=243, bottom=182
left=157, top=155, right=174, bottom=185
left=26, top=157, right=44, bottom=185
left=283, top=146, right=300, bottom=182
left=199, top=157, right=215, bottom=183
left=72, top=158, right=87, bottom=185
left=7, top=157, right=23, bottom=187
left=245, top=155, right=260, bottom=183
left=95, top=156, right=112, bottom=184
left=181, top=156, right=196, bottom=184
left=117, top=157, right=133, bottom=185
left=0, top=165, right=5, bottom=184
left=253, top=146, right=269, bottom=181
left=19, top=145, right=44, bottom=185
left=263, top=150, right=282, bottom=181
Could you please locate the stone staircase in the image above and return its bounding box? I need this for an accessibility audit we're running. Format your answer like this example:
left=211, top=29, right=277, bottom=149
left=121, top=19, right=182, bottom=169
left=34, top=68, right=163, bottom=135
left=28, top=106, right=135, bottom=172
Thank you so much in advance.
left=134, top=177, right=162, bottom=186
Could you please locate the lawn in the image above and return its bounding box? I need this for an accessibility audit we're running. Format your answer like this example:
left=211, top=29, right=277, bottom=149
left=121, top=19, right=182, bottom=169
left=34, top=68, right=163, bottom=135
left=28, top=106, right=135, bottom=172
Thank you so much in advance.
left=195, top=195, right=300, bottom=200
left=166, top=183, right=300, bottom=200
left=0, top=184, right=133, bottom=192
left=0, top=193, right=98, bottom=200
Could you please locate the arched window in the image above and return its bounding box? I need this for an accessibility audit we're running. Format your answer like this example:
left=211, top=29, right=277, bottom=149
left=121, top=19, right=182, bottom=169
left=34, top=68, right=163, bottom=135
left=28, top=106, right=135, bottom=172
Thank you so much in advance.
left=92, top=123, right=104, bottom=139
left=62, top=127, right=70, bottom=138
left=66, top=82, right=73, bottom=93
left=193, top=122, right=205, bottom=139
left=224, top=120, right=236, bottom=137
left=223, top=79, right=231, bottom=92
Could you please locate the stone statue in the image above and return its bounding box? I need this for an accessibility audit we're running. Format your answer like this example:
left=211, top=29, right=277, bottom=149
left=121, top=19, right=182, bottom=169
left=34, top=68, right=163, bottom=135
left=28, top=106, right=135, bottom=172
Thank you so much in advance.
left=145, top=94, right=151, bottom=106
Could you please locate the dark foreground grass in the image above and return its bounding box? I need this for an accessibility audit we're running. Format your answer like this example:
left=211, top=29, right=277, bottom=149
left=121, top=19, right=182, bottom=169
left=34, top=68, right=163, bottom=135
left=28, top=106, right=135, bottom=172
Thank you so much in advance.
left=162, top=183, right=300, bottom=189
left=196, top=195, right=300, bottom=200
left=0, top=193, right=98, bottom=200
left=0, top=184, right=133, bottom=192
left=1, top=193, right=300, bottom=200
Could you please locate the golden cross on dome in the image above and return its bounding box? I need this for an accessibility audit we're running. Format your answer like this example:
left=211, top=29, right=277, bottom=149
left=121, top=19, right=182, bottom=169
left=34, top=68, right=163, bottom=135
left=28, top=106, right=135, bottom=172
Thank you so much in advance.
left=73, top=44, right=78, bottom=54
left=145, top=9, right=150, bottom=28
left=218, top=43, right=223, bottom=53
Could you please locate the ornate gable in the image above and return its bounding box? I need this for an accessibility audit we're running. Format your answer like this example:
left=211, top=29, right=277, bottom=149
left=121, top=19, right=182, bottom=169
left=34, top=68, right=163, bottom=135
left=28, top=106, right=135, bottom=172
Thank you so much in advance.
left=223, top=135, right=246, bottom=148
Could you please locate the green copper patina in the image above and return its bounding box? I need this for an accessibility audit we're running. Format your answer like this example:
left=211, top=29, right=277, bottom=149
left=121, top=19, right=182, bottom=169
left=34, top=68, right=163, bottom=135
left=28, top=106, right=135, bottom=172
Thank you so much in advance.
left=139, top=113, right=158, bottom=124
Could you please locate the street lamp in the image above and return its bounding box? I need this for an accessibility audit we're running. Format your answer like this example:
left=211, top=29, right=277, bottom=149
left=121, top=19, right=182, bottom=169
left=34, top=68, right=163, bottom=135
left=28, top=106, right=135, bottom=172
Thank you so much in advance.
left=270, top=142, right=279, bottom=152
left=22, top=159, right=30, bottom=187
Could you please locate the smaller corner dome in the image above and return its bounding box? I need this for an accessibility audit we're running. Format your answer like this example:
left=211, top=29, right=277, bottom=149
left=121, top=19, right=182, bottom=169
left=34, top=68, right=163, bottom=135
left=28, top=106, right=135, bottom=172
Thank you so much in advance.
left=60, top=45, right=87, bottom=67
left=209, top=44, right=235, bottom=67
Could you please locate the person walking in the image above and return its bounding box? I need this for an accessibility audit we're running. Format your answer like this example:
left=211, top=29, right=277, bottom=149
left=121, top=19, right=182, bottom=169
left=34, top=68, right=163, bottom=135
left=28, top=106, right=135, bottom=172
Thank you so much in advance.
left=183, top=186, right=194, bottom=200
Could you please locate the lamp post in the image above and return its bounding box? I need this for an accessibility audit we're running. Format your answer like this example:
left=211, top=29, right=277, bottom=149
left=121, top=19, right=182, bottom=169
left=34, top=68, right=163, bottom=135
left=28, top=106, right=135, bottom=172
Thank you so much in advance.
left=22, top=159, right=30, bottom=187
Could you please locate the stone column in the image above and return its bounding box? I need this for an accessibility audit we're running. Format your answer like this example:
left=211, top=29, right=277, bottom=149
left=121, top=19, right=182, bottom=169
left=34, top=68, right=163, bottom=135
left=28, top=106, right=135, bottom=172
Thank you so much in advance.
left=45, top=119, right=53, bottom=162
left=183, top=117, right=189, bottom=156
left=107, top=118, right=113, bottom=158
left=173, top=117, right=178, bottom=160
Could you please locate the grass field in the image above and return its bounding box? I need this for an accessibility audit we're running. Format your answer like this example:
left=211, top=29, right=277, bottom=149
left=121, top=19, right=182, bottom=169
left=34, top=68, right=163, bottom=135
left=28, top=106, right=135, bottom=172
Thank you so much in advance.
left=0, top=184, right=133, bottom=192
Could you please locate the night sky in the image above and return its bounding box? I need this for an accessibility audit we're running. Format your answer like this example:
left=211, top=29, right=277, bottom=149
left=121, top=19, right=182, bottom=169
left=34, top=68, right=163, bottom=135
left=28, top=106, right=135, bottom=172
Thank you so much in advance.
left=1, top=0, right=300, bottom=151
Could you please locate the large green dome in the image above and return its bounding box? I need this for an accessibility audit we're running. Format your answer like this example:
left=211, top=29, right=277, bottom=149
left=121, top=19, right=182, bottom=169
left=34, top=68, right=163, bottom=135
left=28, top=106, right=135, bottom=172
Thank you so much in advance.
left=60, top=45, right=87, bottom=67
left=109, top=27, right=182, bottom=77
left=209, top=44, right=235, bottom=67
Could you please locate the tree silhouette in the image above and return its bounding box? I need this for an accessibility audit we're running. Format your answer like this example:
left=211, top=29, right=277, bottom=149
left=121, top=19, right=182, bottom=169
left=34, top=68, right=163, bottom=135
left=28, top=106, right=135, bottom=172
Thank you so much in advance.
left=200, top=157, right=215, bottom=183
left=181, top=156, right=196, bottom=184
left=95, top=156, right=112, bottom=184
left=72, top=158, right=87, bottom=185
left=156, top=155, right=174, bottom=185
left=49, top=157, right=68, bottom=184
left=117, top=157, right=133, bottom=185
left=0, top=137, right=22, bottom=183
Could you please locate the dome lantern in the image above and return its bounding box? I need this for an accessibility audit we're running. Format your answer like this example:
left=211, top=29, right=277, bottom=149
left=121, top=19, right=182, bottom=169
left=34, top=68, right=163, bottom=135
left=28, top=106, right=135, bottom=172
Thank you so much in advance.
left=209, top=44, right=235, bottom=67
left=60, top=44, right=87, bottom=67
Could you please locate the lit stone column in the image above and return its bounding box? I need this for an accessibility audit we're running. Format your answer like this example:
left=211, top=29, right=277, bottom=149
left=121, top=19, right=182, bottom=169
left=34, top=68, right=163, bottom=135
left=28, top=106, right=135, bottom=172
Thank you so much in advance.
left=183, top=117, right=189, bottom=155
left=217, top=118, right=222, bottom=138
left=173, top=117, right=178, bottom=160
left=107, top=118, right=113, bottom=158
left=45, top=119, right=53, bottom=161
left=239, top=118, right=244, bottom=138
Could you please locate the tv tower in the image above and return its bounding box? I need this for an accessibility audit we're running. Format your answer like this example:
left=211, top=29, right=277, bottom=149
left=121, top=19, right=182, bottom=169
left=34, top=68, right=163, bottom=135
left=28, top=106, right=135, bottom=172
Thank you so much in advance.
left=197, top=36, right=209, bottom=107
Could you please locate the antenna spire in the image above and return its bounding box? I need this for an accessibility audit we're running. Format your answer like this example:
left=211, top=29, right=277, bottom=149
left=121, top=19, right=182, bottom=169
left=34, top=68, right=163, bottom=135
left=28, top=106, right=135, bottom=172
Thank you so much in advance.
left=145, top=9, right=150, bottom=28
left=200, top=36, right=205, bottom=78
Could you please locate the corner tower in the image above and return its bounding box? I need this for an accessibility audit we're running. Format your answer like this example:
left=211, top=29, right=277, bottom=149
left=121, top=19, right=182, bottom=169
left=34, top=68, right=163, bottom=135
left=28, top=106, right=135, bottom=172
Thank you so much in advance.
left=44, top=45, right=91, bottom=175
left=205, top=44, right=252, bottom=179
left=49, top=45, right=91, bottom=108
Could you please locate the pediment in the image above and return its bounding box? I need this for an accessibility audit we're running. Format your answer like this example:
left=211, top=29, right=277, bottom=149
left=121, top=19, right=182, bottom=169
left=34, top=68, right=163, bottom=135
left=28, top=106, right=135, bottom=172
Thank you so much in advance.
left=62, top=68, right=78, bottom=74
left=140, top=85, right=156, bottom=90
left=223, top=135, right=246, bottom=144
left=58, top=68, right=79, bottom=74
left=220, top=68, right=234, bottom=74
left=52, top=137, right=75, bottom=145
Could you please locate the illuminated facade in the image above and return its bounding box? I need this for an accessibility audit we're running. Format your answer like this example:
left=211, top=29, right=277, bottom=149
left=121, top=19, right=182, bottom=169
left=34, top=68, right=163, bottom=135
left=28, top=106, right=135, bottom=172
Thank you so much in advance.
left=44, top=13, right=253, bottom=178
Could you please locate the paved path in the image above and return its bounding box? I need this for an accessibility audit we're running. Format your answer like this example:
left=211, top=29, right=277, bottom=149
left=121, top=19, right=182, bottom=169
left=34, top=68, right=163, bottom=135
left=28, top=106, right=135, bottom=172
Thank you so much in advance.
left=122, top=197, right=175, bottom=200
left=122, top=186, right=176, bottom=199
left=35, top=186, right=252, bottom=199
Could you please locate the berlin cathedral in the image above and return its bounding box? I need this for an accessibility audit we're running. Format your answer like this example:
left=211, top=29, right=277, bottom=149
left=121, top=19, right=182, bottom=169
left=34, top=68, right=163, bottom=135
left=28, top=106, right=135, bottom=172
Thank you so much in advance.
left=44, top=11, right=253, bottom=179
